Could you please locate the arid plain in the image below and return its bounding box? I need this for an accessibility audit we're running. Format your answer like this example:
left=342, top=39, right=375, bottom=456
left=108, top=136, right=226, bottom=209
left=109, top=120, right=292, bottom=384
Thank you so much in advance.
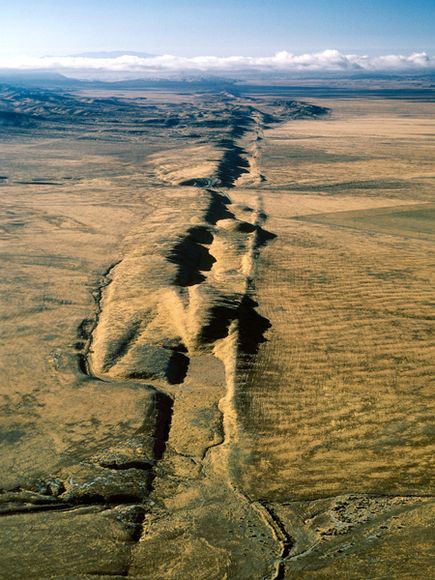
left=0, top=80, right=433, bottom=578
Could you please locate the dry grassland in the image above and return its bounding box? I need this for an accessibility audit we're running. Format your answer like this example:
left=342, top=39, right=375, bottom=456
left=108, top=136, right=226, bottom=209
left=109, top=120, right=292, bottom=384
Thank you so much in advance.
left=0, top=91, right=433, bottom=578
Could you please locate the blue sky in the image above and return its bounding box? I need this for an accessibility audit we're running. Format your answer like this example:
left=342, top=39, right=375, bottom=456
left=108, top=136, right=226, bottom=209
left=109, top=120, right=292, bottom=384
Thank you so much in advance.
left=1, top=0, right=434, bottom=58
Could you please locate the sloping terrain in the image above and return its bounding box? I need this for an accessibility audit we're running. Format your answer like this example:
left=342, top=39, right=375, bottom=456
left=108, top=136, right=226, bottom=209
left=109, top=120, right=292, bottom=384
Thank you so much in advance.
left=0, top=86, right=433, bottom=578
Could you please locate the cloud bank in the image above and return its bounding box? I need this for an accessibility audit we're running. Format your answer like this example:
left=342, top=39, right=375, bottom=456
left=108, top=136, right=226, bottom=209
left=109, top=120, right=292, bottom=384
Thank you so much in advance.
left=0, top=50, right=434, bottom=76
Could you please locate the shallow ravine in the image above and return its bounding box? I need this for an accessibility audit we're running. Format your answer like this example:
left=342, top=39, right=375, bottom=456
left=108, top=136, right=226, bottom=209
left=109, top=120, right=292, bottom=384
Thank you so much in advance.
left=85, top=197, right=283, bottom=576
left=65, top=106, right=292, bottom=577
left=2, top=105, right=286, bottom=577
left=2, top=89, right=432, bottom=579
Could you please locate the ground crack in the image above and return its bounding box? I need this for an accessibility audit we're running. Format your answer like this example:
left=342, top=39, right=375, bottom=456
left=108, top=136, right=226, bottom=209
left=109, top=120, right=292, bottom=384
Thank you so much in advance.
left=252, top=501, right=294, bottom=580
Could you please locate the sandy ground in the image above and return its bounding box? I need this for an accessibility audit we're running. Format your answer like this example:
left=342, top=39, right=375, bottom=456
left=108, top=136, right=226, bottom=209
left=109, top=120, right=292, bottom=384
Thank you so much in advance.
left=0, top=89, right=433, bottom=578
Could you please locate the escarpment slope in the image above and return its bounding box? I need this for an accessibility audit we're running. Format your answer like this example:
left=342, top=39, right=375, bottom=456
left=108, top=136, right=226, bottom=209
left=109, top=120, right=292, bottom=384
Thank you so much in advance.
left=0, top=86, right=433, bottom=579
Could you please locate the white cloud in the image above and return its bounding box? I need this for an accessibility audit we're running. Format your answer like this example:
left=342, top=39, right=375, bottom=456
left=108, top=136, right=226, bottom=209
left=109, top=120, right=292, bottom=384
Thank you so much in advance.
left=0, top=50, right=433, bottom=75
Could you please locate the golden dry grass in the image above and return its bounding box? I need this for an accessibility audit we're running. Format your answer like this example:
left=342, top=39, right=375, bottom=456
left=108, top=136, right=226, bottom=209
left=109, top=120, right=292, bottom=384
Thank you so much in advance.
left=230, top=100, right=434, bottom=504
left=1, top=92, right=433, bottom=578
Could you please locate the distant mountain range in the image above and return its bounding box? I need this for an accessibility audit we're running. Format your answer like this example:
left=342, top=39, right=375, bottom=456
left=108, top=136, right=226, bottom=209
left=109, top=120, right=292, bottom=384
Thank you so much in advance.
left=0, top=70, right=238, bottom=92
